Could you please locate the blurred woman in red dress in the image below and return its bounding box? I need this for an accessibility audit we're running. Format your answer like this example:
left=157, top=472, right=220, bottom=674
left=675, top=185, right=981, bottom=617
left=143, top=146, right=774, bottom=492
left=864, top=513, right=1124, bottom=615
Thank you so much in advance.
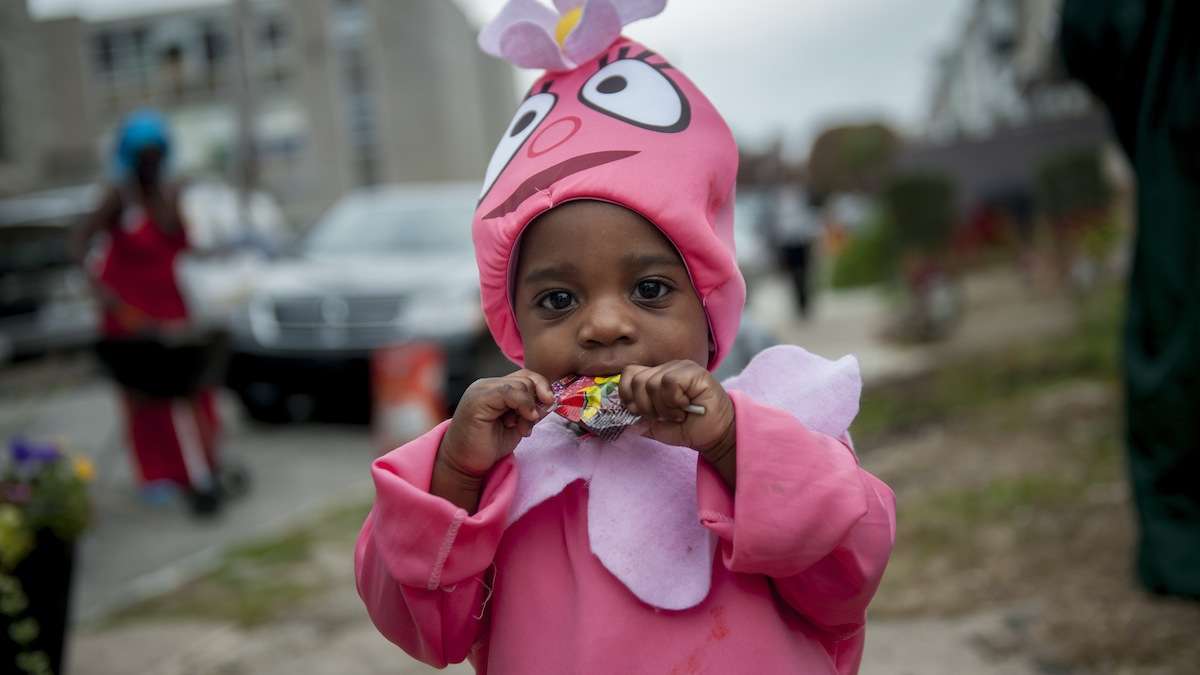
left=74, top=110, right=224, bottom=516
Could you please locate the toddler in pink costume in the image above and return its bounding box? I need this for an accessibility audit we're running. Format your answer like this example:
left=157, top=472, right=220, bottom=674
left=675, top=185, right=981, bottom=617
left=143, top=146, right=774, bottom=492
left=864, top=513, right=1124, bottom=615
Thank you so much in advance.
left=355, top=2, right=896, bottom=672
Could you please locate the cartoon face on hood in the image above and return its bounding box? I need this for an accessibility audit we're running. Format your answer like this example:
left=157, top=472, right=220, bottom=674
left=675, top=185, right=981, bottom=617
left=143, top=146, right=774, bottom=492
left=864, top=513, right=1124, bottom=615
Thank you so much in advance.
left=472, top=37, right=744, bottom=371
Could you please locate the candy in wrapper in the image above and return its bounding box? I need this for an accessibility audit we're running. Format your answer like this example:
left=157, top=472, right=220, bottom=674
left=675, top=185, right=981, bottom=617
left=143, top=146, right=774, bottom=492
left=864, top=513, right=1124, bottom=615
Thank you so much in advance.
left=550, top=374, right=641, bottom=441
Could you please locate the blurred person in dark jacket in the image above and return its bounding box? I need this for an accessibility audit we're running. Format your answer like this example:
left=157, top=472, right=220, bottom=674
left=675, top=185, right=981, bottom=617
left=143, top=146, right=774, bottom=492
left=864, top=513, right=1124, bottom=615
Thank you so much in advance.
left=1060, top=0, right=1200, bottom=599
left=761, top=180, right=823, bottom=317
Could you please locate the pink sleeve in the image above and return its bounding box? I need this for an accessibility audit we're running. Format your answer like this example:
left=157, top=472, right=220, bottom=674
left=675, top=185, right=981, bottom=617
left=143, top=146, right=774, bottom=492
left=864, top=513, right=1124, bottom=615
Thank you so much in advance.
left=354, top=420, right=516, bottom=667
left=697, top=391, right=897, bottom=642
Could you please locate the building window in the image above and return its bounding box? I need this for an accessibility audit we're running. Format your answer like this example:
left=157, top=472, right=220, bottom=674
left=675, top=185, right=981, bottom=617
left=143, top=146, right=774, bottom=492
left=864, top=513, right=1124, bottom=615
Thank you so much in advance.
left=161, top=43, right=186, bottom=100
left=201, top=20, right=227, bottom=94
left=94, top=31, right=117, bottom=76
left=339, top=48, right=379, bottom=186
left=343, top=46, right=367, bottom=90
left=262, top=16, right=287, bottom=48
left=261, top=16, right=289, bottom=85
left=130, top=26, right=150, bottom=88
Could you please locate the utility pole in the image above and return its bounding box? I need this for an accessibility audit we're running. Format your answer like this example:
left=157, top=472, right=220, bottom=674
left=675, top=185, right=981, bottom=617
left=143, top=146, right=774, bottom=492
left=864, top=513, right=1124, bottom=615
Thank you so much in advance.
left=231, top=0, right=257, bottom=236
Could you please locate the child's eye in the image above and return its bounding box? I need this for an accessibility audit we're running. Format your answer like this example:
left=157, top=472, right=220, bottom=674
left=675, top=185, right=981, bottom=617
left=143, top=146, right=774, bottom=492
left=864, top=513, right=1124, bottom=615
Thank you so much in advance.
left=538, top=290, right=576, bottom=311
left=634, top=280, right=670, bottom=301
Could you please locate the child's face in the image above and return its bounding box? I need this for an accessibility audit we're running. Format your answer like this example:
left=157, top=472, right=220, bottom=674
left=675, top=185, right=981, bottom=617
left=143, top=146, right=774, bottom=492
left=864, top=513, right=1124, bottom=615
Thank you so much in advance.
left=513, top=201, right=710, bottom=381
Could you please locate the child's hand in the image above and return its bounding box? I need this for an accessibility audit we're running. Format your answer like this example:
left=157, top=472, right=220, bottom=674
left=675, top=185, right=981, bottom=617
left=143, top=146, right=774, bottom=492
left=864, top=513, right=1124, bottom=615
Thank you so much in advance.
left=438, top=370, right=555, bottom=480
left=618, top=361, right=736, bottom=464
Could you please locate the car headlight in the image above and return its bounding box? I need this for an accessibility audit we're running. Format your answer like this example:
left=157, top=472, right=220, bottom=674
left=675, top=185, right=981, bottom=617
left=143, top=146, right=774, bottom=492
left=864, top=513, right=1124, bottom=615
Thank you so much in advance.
left=399, top=287, right=482, bottom=340
left=248, top=295, right=279, bottom=345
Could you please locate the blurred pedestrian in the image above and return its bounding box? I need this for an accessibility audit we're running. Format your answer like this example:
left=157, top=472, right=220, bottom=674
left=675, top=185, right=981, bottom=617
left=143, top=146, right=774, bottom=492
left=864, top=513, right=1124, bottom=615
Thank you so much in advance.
left=761, top=180, right=824, bottom=317
left=72, top=110, right=226, bottom=517
left=1061, top=0, right=1200, bottom=600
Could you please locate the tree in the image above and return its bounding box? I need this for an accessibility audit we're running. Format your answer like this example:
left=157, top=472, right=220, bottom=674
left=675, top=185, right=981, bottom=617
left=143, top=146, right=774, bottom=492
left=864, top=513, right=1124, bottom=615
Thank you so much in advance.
left=807, top=122, right=901, bottom=201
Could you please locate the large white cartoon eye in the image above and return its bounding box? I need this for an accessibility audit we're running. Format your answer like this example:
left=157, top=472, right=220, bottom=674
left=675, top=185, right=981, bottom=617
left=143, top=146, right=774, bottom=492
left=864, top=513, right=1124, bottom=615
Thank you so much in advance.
left=579, top=55, right=690, bottom=133
left=479, top=92, right=556, bottom=200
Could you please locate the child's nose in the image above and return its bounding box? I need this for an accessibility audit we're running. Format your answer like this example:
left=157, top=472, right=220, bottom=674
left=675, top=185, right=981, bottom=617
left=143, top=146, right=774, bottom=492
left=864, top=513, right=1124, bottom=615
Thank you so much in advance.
left=577, top=296, right=636, bottom=348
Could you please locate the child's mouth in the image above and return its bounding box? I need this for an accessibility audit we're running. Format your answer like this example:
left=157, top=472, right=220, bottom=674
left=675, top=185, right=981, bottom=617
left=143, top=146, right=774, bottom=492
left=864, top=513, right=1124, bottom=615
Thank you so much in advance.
left=577, top=367, right=624, bottom=377
left=576, top=362, right=635, bottom=378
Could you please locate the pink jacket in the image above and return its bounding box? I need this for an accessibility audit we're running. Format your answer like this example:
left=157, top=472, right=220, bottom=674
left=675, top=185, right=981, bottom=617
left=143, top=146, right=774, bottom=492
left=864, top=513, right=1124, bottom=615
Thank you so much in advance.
left=355, top=390, right=896, bottom=674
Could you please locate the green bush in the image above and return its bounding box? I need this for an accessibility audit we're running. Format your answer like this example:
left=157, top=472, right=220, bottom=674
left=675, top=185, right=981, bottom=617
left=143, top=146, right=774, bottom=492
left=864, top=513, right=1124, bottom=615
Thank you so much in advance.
left=1035, top=147, right=1112, bottom=220
left=882, top=173, right=957, bottom=255
left=831, top=212, right=897, bottom=289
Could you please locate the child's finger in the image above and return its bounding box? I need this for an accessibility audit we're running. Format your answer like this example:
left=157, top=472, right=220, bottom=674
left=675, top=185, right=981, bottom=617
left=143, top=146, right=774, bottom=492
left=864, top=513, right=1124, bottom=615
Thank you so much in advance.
left=631, top=369, right=660, bottom=421
left=663, top=364, right=704, bottom=410
left=652, top=363, right=693, bottom=422
left=497, top=379, right=541, bottom=422
left=644, top=368, right=674, bottom=421
left=516, top=370, right=556, bottom=407
left=618, top=364, right=650, bottom=413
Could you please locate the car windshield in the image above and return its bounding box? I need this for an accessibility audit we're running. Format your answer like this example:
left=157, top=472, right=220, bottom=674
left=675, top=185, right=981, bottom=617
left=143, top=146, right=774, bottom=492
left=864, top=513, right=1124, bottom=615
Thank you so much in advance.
left=301, top=193, right=474, bottom=255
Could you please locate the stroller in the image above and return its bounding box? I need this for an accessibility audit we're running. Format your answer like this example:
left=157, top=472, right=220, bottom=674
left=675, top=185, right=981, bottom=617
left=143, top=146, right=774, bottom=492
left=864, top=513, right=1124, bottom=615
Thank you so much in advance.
left=94, top=327, right=248, bottom=516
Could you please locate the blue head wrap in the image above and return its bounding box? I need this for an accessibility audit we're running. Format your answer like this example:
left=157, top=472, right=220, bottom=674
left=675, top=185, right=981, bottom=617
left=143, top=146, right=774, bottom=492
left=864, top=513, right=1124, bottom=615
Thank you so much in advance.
left=112, top=109, right=173, bottom=180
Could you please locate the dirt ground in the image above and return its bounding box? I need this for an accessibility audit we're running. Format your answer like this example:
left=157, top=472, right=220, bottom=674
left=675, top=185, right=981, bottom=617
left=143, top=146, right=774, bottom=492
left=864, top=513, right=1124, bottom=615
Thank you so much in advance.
left=860, top=292, right=1200, bottom=675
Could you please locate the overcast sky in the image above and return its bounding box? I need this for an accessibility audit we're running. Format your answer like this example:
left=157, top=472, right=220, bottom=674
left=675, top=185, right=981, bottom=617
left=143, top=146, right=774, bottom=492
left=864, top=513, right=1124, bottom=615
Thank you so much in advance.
left=29, top=0, right=969, bottom=157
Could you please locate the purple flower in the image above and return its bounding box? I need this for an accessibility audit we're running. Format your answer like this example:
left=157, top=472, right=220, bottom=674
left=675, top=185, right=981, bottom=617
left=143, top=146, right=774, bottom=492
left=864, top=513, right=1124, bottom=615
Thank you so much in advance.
left=9, top=437, right=62, bottom=465
left=479, top=0, right=667, bottom=71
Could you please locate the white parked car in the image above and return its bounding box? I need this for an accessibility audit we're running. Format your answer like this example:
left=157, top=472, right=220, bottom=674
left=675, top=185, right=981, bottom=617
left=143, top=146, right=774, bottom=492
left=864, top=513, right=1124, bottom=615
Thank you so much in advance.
left=0, top=186, right=101, bottom=362
left=224, top=183, right=505, bottom=423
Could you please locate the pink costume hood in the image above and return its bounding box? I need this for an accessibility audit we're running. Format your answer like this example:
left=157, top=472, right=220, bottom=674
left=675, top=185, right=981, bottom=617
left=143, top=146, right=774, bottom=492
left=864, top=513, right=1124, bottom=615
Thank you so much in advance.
left=472, top=27, right=744, bottom=369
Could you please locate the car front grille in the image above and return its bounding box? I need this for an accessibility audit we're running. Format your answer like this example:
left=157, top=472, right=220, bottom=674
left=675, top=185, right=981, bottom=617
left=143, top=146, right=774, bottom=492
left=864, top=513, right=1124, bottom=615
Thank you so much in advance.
left=267, top=295, right=406, bottom=351
left=346, top=296, right=405, bottom=323
left=273, top=297, right=323, bottom=325
left=273, top=295, right=404, bottom=327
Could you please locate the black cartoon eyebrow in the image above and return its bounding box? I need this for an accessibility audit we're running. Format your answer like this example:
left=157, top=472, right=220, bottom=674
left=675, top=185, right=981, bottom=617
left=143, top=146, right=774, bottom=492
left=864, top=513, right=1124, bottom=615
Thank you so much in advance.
left=598, top=47, right=672, bottom=71
left=525, top=80, right=555, bottom=99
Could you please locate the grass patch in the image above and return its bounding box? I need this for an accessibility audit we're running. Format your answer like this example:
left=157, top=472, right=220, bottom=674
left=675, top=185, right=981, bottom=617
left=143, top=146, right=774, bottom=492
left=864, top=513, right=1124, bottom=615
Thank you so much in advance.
left=830, top=214, right=897, bottom=290
left=924, top=473, right=1078, bottom=526
left=853, top=283, right=1121, bottom=447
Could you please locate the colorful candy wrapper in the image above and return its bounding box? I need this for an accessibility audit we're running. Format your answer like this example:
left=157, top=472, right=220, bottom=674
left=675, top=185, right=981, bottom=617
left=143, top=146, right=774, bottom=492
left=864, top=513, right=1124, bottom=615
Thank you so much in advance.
left=550, top=375, right=641, bottom=441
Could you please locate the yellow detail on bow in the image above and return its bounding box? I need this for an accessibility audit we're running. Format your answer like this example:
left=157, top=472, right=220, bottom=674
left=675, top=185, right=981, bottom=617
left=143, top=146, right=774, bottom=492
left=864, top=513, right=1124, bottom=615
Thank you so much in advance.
left=555, top=6, right=584, bottom=47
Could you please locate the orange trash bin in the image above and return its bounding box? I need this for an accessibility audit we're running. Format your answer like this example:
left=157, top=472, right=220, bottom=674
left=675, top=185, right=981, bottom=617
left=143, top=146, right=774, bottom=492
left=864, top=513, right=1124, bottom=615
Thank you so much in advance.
left=371, top=342, right=447, bottom=453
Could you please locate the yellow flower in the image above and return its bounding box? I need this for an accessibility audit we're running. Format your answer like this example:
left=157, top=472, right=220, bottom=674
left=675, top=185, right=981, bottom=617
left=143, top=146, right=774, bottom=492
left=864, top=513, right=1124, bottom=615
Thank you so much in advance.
left=73, top=456, right=96, bottom=482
